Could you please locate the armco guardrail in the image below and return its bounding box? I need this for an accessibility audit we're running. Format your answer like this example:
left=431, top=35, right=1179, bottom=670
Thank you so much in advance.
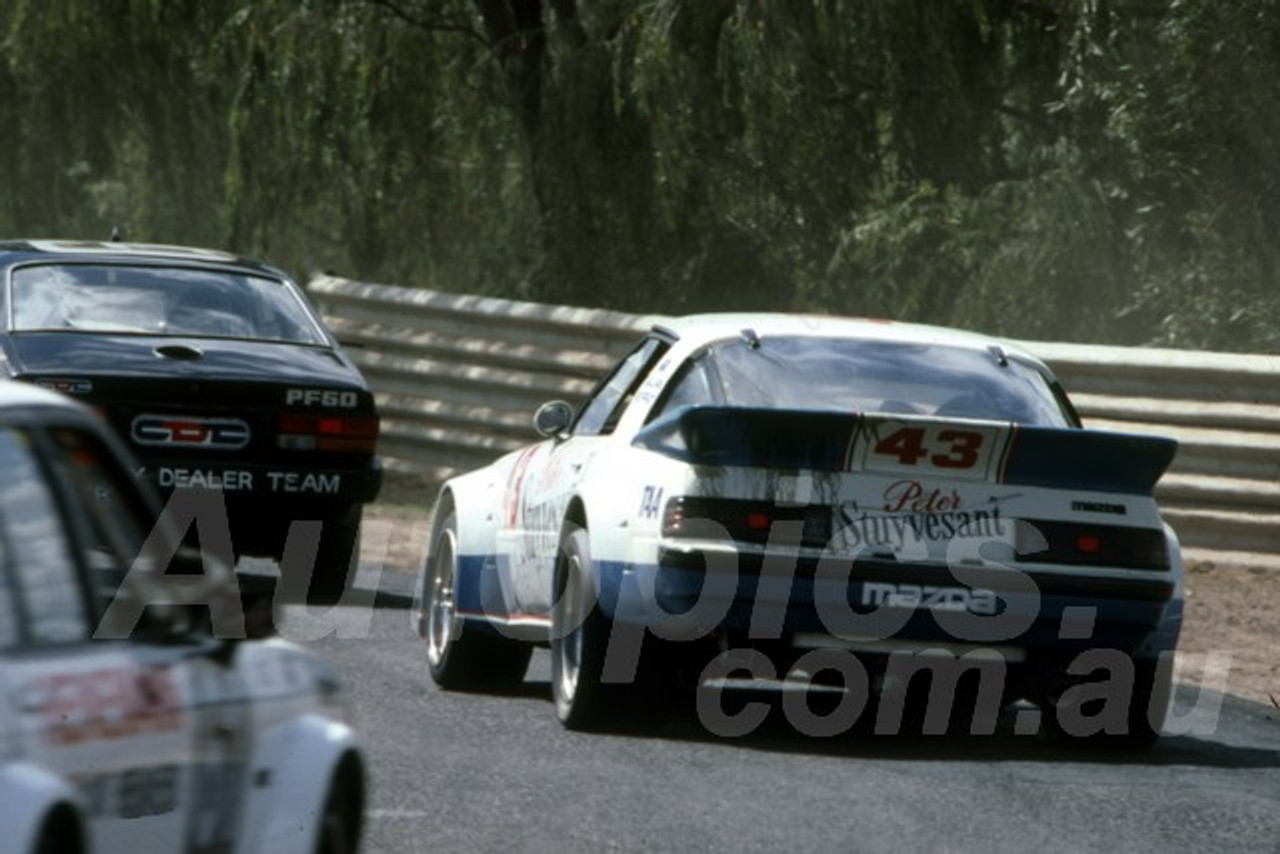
left=309, top=275, right=1280, bottom=566
left=308, top=276, right=658, bottom=478
left=1023, top=343, right=1280, bottom=565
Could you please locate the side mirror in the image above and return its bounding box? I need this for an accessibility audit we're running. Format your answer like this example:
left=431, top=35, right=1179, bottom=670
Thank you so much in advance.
left=533, top=400, right=574, bottom=437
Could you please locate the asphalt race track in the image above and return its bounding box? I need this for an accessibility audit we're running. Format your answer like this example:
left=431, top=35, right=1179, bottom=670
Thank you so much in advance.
left=268, top=563, right=1280, bottom=854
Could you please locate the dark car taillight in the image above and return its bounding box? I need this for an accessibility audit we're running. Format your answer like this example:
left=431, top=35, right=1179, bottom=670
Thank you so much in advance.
left=277, top=413, right=379, bottom=453
left=1015, top=519, right=1169, bottom=571
left=662, top=496, right=832, bottom=548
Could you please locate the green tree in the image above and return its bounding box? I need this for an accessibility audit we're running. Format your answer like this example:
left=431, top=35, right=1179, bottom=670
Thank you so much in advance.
left=2, top=0, right=1279, bottom=351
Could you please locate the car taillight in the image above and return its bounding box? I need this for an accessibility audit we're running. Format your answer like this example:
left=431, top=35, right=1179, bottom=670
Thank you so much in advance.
left=277, top=414, right=378, bottom=453
left=662, top=496, right=832, bottom=547
left=1015, top=519, right=1169, bottom=571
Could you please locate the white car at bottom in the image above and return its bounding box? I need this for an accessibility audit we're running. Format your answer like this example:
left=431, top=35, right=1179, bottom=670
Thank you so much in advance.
left=418, top=314, right=1183, bottom=745
left=0, top=382, right=364, bottom=854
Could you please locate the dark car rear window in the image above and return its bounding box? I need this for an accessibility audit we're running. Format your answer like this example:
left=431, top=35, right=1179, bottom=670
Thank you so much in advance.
left=662, top=335, right=1072, bottom=427
left=9, top=263, right=326, bottom=345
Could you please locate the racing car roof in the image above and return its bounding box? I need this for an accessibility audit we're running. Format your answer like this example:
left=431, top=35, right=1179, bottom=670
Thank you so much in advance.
left=0, top=239, right=288, bottom=279
left=651, top=313, right=1050, bottom=372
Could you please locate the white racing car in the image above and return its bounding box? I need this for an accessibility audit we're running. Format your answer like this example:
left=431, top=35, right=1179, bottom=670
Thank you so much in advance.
left=0, top=382, right=364, bottom=854
left=418, top=314, right=1182, bottom=744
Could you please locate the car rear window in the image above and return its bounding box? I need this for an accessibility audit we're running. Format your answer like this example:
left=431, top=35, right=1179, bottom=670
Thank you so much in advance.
left=670, top=335, right=1072, bottom=427
left=9, top=263, right=326, bottom=344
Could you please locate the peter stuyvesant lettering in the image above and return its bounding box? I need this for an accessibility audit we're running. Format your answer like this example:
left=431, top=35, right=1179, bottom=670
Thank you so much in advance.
left=837, top=504, right=1008, bottom=550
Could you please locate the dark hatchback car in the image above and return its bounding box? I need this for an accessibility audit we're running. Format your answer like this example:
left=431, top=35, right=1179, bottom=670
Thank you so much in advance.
left=0, top=239, right=381, bottom=598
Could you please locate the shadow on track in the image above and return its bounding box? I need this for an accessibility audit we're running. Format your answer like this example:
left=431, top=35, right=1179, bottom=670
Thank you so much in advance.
left=237, top=568, right=416, bottom=610
left=506, top=676, right=1280, bottom=771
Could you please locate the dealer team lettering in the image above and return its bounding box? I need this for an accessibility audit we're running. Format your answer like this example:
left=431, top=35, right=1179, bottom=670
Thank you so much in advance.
left=154, top=467, right=342, bottom=494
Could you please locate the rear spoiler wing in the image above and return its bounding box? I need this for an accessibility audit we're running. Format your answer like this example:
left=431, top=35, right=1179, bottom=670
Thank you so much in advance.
left=632, top=407, right=1177, bottom=496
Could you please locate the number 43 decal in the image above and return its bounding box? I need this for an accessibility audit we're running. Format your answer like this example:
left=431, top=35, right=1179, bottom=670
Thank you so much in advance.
left=875, top=426, right=983, bottom=468
left=861, top=422, right=1004, bottom=480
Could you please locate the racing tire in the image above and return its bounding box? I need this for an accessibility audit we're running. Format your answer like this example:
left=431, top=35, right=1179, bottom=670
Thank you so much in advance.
left=423, top=511, right=532, bottom=691
left=314, top=771, right=361, bottom=854
left=309, top=507, right=362, bottom=604
left=33, top=810, right=84, bottom=854
left=551, top=527, right=623, bottom=730
left=1040, top=654, right=1170, bottom=749
left=550, top=528, right=684, bottom=728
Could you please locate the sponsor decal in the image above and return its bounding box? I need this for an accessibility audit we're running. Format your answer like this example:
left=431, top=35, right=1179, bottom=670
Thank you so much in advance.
left=33, top=377, right=93, bottom=395
left=1072, top=500, right=1127, bottom=516
left=158, top=467, right=254, bottom=491
left=861, top=582, right=1000, bottom=615
left=131, top=415, right=250, bottom=450
left=152, top=466, right=342, bottom=494
left=286, top=388, right=359, bottom=408
left=266, top=471, right=341, bottom=494
left=518, top=497, right=560, bottom=568
left=504, top=445, right=541, bottom=528
left=838, top=504, right=1009, bottom=551
left=833, top=480, right=1015, bottom=552
left=882, top=479, right=963, bottom=513
left=20, top=665, right=182, bottom=746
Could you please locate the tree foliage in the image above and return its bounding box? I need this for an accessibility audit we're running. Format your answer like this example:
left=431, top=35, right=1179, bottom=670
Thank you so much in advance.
left=1, top=0, right=1277, bottom=350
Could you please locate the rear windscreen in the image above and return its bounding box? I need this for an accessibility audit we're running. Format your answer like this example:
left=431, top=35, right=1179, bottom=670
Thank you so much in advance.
left=674, top=336, right=1072, bottom=427
left=9, top=263, right=326, bottom=345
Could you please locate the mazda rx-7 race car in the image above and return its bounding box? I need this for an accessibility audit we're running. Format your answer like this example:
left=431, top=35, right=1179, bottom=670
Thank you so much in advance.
left=418, top=314, right=1182, bottom=744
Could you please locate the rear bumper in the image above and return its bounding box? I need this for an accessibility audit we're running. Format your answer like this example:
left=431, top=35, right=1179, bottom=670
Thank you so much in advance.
left=594, top=548, right=1180, bottom=656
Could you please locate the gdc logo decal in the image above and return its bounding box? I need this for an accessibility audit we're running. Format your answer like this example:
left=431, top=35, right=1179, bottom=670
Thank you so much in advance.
left=130, top=415, right=251, bottom=449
